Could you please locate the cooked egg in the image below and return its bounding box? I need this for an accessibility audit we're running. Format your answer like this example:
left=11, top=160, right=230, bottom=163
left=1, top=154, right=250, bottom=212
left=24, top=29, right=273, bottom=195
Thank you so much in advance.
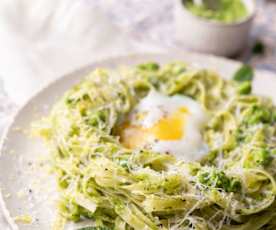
left=119, top=90, right=208, bottom=161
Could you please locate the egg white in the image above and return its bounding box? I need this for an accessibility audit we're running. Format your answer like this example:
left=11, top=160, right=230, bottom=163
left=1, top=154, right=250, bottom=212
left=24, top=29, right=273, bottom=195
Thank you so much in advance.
left=120, top=90, right=209, bottom=161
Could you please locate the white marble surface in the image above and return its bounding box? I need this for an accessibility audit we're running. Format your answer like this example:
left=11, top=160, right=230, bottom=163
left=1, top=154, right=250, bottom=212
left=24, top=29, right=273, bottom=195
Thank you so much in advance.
left=0, top=0, right=276, bottom=229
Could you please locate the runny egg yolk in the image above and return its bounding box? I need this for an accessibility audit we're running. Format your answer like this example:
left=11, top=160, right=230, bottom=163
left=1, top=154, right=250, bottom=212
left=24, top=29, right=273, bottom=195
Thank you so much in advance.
left=119, top=107, right=189, bottom=149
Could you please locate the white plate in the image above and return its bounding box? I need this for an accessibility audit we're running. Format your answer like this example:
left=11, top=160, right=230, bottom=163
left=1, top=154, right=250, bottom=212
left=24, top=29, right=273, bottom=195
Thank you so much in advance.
left=1, top=52, right=276, bottom=230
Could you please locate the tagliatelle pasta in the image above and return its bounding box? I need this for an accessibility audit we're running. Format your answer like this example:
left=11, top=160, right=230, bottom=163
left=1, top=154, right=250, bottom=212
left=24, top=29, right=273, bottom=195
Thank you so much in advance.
left=33, top=62, right=276, bottom=230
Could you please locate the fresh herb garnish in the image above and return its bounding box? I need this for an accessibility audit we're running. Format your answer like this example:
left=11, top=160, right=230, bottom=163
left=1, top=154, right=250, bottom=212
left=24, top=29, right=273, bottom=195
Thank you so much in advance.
left=252, top=40, right=265, bottom=55
left=233, top=65, right=254, bottom=82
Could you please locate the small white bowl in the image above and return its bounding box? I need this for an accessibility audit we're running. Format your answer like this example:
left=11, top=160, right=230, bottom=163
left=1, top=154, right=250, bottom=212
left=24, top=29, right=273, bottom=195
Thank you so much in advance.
left=174, top=0, right=256, bottom=57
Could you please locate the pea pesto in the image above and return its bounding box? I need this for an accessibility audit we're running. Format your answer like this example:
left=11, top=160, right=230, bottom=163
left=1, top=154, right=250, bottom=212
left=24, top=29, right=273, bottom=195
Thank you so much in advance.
left=183, top=0, right=249, bottom=23
left=34, top=62, right=276, bottom=230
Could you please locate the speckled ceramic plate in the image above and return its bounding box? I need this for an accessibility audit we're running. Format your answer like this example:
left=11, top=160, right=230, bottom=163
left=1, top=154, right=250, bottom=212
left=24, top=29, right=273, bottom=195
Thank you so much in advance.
left=1, top=52, right=276, bottom=230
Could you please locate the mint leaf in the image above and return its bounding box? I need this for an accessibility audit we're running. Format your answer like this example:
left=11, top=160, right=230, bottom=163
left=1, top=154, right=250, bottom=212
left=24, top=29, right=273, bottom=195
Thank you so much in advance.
left=233, top=65, right=254, bottom=82
left=252, top=41, right=265, bottom=55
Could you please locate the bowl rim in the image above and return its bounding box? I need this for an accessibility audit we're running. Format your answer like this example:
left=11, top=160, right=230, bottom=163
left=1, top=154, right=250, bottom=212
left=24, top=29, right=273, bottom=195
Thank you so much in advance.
left=177, top=0, right=256, bottom=27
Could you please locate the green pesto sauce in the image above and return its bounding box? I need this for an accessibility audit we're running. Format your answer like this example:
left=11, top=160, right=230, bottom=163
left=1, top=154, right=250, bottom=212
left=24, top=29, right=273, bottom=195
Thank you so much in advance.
left=184, top=0, right=249, bottom=23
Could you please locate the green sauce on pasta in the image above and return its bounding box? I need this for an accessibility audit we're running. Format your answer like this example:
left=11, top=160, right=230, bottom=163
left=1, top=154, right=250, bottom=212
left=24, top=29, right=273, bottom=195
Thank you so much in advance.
left=33, top=62, right=276, bottom=230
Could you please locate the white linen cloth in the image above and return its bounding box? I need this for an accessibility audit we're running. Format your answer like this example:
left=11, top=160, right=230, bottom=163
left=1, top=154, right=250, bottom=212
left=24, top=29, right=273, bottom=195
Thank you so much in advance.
left=0, top=0, right=163, bottom=106
left=0, top=0, right=164, bottom=228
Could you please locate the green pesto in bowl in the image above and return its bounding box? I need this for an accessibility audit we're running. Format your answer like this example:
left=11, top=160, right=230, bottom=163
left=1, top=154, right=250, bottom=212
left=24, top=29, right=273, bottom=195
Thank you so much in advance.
left=183, top=0, right=249, bottom=23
